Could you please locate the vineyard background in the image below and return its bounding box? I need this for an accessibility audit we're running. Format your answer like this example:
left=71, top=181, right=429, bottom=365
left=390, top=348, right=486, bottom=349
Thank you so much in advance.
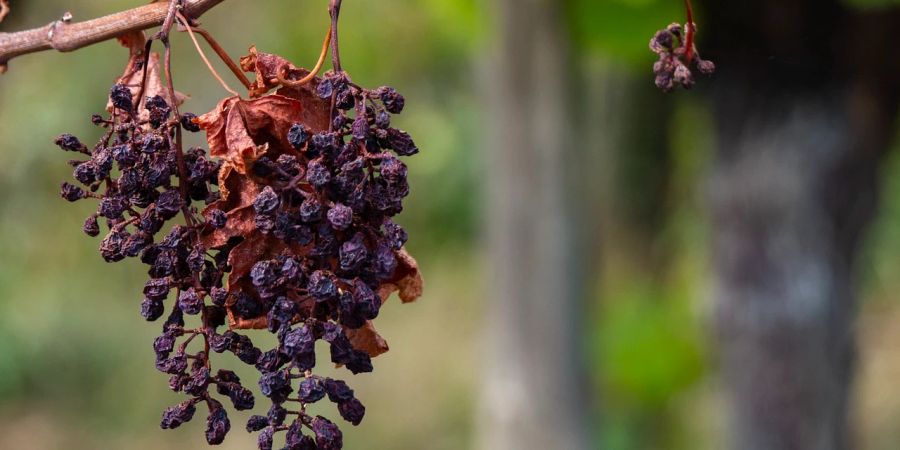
left=2, top=1, right=900, bottom=449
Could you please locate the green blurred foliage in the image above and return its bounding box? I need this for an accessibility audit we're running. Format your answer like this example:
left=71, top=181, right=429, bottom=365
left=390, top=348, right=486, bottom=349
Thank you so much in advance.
left=569, top=0, right=679, bottom=66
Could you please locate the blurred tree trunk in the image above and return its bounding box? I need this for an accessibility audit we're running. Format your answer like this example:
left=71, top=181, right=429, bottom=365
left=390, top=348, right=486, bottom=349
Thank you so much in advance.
left=701, top=2, right=900, bottom=449
left=477, top=0, right=589, bottom=449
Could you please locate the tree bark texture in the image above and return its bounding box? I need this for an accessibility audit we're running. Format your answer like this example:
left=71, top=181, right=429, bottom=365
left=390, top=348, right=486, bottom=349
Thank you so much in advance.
left=701, top=1, right=900, bottom=448
left=477, top=0, right=589, bottom=449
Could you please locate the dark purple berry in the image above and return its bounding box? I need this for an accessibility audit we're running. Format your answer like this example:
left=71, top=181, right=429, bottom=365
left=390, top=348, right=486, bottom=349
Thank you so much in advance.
left=246, top=415, right=268, bottom=432
left=338, top=398, right=366, bottom=425
left=254, top=187, right=280, bottom=216
left=209, top=209, right=227, bottom=229
left=327, top=203, right=353, bottom=231
left=351, top=116, right=369, bottom=140
left=54, top=134, right=85, bottom=152
left=298, top=377, right=326, bottom=403
left=316, top=79, right=334, bottom=99
left=178, top=289, right=204, bottom=315
left=210, top=287, right=228, bottom=307
left=205, top=400, right=231, bottom=445
left=100, top=231, right=126, bottom=262
left=258, top=370, right=290, bottom=400
left=156, top=189, right=184, bottom=219
left=141, top=133, right=166, bottom=154
left=323, top=378, right=354, bottom=403
left=257, top=426, right=274, bottom=450
left=60, top=182, right=86, bottom=202
left=380, top=155, right=407, bottom=184
left=110, top=83, right=133, bottom=112
left=299, top=197, right=323, bottom=223
left=288, top=123, right=311, bottom=149
left=82, top=215, right=100, bottom=237
left=283, top=325, right=315, bottom=357
left=181, top=112, right=202, bottom=132
left=312, top=416, right=343, bottom=450
left=375, top=110, right=391, bottom=129
left=153, top=331, right=177, bottom=357
left=161, top=400, right=196, bottom=429
left=145, top=95, right=171, bottom=128
left=307, top=270, right=338, bottom=302
left=385, top=128, right=418, bottom=156
left=339, top=232, right=368, bottom=272
left=379, top=87, right=405, bottom=114
left=73, top=162, right=98, bottom=185
left=306, top=159, right=331, bottom=188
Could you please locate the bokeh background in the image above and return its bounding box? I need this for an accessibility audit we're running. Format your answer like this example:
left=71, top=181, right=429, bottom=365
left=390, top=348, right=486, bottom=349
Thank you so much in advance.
left=1, top=1, right=900, bottom=449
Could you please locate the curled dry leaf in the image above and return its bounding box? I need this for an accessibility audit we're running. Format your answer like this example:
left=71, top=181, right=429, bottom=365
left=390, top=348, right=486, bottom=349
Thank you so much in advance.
left=195, top=48, right=422, bottom=359
left=196, top=92, right=328, bottom=248
left=241, top=45, right=320, bottom=98
left=346, top=250, right=425, bottom=357
left=346, top=322, right=390, bottom=358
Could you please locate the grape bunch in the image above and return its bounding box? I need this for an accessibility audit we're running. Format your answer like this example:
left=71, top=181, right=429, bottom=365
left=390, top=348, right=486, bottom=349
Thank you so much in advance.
left=649, top=22, right=715, bottom=92
left=56, top=45, right=422, bottom=449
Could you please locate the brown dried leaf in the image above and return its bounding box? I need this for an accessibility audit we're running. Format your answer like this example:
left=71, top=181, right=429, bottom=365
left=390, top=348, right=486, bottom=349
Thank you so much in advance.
left=349, top=250, right=423, bottom=358
left=197, top=91, right=329, bottom=249
left=196, top=48, right=422, bottom=358
left=241, top=45, right=290, bottom=98
left=241, top=45, right=318, bottom=98
left=346, top=322, right=390, bottom=358
left=376, top=248, right=424, bottom=304
left=198, top=94, right=329, bottom=180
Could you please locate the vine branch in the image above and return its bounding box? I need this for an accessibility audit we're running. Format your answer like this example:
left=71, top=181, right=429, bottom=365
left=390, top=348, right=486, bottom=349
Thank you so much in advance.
left=0, top=0, right=226, bottom=74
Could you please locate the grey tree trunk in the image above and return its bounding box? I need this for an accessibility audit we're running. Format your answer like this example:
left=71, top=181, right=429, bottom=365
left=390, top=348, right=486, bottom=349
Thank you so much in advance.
left=702, top=2, right=900, bottom=448
left=476, top=0, right=589, bottom=449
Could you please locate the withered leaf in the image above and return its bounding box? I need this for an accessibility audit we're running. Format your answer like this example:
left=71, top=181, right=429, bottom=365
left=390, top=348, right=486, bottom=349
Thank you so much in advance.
left=197, top=90, right=329, bottom=248
left=346, top=322, right=390, bottom=358
left=193, top=47, right=422, bottom=362
left=377, top=248, right=424, bottom=304
left=347, top=249, right=422, bottom=358
left=241, top=45, right=322, bottom=99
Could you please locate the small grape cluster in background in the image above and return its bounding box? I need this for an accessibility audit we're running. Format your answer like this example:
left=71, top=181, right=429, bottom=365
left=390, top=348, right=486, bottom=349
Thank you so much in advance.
left=649, top=0, right=715, bottom=92
left=649, top=23, right=715, bottom=92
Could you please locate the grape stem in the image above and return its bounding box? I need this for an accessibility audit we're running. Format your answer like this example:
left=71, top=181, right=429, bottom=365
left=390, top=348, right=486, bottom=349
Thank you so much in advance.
left=683, top=0, right=695, bottom=63
left=185, top=26, right=252, bottom=90
left=176, top=10, right=240, bottom=97
left=329, top=0, right=343, bottom=72
left=277, top=24, right=333, bottom=88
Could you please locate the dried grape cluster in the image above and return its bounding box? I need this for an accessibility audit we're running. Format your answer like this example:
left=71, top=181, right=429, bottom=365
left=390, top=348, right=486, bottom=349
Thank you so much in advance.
left=55, top=41, right=422, bottom=449
left=649, top=22, right=715, bottom=92
left=650, top=0, right=715, bottom=92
